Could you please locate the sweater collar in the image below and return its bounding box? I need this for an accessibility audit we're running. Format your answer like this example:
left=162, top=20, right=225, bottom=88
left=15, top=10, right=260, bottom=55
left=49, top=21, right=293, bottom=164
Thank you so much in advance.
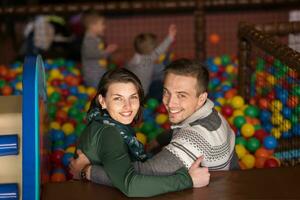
left=171, top=98, right=214, bottom=129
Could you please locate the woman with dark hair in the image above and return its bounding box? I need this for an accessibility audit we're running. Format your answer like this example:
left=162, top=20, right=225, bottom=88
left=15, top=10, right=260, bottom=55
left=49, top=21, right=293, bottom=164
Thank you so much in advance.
left=70, top=68, right=209, bottom=197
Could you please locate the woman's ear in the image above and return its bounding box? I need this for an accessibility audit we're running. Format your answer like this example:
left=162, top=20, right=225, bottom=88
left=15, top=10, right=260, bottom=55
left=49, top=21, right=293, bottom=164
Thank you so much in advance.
left=98, top=95, right=106, bottom=109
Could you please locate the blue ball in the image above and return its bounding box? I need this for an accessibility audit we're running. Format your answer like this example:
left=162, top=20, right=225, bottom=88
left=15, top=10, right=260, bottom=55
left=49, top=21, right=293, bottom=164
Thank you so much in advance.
left=51, top=130, right=65, bottom=142
left=282, top=107, right=292, bottom=118
left=64, top=134, right=77, bottom=147
left=263, top=122, right=273, bottom=133
left=281, top=131, right=292, bottom=139
left=263, top=136, right=278, bottom=150
left=62, top=153, right=74, bottom=167
left=260, top=110, right=271, bottom=122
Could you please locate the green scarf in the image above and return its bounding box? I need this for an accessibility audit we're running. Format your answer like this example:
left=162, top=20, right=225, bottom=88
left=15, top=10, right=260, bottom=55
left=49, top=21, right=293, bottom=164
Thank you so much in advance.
left=87, top=107, right=147, bottom=162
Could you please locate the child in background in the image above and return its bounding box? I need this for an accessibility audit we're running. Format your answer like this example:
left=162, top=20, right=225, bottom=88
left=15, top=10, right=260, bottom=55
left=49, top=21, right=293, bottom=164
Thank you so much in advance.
left=81, top=10, right=118, bottom=87
left=126, top=24, right=177, bottom=97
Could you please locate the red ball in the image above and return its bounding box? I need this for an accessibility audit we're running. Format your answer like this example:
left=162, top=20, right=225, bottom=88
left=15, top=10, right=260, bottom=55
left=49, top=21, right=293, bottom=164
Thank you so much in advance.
left=258, top=98, right=269, bottom=109
left=156, top=104, right=168, bottom=114
left=161, top=122, right=171, bottom=131
left=267, top=90, right=276, bottom=101
left=50, top=150, right=64, bottom=166
left=221, top=104, right=234, bottom=118
left=264, top=157, right=279, bottom=168
left=56, top=110, right=68, bottom=123
left=61, top=88, right=70, bottom=97
left=254, top=129, right=268, bottom=142
left=51, top=79, right=61, bottom=87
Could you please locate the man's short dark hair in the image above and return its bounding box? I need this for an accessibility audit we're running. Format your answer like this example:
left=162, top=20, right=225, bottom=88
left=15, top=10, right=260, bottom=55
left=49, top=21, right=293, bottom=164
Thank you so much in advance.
left=164, top=58, right=209, bottom=95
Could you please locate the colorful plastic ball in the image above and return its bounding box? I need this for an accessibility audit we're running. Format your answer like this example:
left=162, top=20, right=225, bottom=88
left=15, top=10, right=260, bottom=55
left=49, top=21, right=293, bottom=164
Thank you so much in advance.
left=140, top=122, right=155, bottom=134
left=231, top=96, right=244, bottom=109
left=279, top=120, right=292, bottom=132
left=65, top=146, right=76, bottom=154
left=255, top=156, right=267, bottom=168
left=155, top=114, right=168, bottom=125
left=271, top=113, right=283, bottom=125
left=50, top=121, right=61, bottom=130
left=241, top=123, right=255, bottom=138
left=136, top=132, right=147, bottom=145
left=264, top=157, right=280, bottom=168
left=209, top=33, right=220, bottom=44
left=155, top=104, right=168, bottom=114
left=146, top=98, right=159, bottom=110
left=62, top=153, right=74, bottom=167
left=51, top=170, right=66, bottom=182
left=246, top=137, right=260, bottom=153
left=62, top=122, right=75, bottom=135
left=50, top=130, right=65, bottom=142
left=50, top=150, right=64, bottom=165
left=254, top=129, right=268, bottom=142
left=287, top=96, right=298, bottom=108
left=244, top=105, right=259, bottom=118
left=64, top=134, right=77, bottom=147
left=235, top=136, right=247, bottom=146
left=258, top=98, right=269, bottom=109
left=233, top=116, right=246, bottom=129
left=235, top=144, right=247, bottom=159
left=263, top=136, right=278, bottom=150
left=241, top=154, right=255, bottom=169
left=221, top=104, right=234, bottom=118
left=1, top=85, right=13, bottom=95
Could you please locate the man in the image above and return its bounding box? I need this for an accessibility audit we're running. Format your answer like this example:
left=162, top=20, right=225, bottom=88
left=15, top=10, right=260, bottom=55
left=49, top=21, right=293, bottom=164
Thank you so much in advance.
left=70, top=58, right=237, bottom=186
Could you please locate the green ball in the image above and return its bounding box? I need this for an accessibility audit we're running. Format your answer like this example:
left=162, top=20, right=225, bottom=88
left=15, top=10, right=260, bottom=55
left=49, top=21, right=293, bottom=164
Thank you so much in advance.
left=146, top=98, right=159, bottom=110
left=235, top=136, right=247, bottom=147
left=49, top=92, right=61, bottom=104
left=246, top=137, right=260, bottom=152
left=141, top=122, right=154, bottom=134
left=233, top=116, right=246, bottom=129
left=221, top=55, right=230, bottom=65
left=244, top=105, right=260, bottom=118
left=48, top=104, right=57, bottom=118
left=68, top=107, right=80, bottom=118
left=293, top=85, right=300, bottom=97
left=0, top=79, right=6, bottom=88
left=254, top=124, right=262, bottom=131
left=290, top=114, right=299, bottom=125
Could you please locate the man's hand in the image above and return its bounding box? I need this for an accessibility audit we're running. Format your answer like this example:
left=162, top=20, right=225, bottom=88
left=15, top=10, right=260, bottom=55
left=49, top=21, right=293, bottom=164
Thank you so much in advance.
left=105, top=44, right=118, bottom=54
left=168, top=24, right=177, bottom=41
left=69, top=150, right=91, bottom=179
left=188, top=156, right=210, bottom=188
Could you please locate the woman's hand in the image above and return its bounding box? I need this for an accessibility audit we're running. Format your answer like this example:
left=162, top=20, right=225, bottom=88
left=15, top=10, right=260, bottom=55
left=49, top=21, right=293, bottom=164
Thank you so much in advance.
left=69, top=150, right=91, bottom=179
left=188, top=156, right=210, bottom=188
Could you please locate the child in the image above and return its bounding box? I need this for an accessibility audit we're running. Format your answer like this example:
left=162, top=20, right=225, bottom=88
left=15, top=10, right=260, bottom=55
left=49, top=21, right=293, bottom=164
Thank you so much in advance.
left=126, top=24, right=176, bottom=96
left=81, top=10, right=118, bottom=87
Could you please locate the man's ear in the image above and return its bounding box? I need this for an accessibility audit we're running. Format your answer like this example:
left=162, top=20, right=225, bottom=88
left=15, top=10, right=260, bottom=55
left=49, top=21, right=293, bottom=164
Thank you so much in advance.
left=197, top=92, right=208, bottom=107
left=98, top=95, right=106, bottom=109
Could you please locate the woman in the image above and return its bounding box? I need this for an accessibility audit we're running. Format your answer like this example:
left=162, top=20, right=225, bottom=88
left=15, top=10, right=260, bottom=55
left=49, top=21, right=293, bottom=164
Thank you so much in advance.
left=70, top=68, right=210, bottom=197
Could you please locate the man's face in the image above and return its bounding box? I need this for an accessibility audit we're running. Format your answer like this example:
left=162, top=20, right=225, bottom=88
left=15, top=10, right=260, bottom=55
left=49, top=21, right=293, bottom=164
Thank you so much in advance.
left=163, top=73, right=207, bottom=124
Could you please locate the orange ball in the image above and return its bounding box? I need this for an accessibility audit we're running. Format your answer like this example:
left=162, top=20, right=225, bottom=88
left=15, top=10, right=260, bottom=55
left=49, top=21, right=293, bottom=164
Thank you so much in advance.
left=209, top=33, right=220, bottom=44
left=1, top=85, right=13, bottom=95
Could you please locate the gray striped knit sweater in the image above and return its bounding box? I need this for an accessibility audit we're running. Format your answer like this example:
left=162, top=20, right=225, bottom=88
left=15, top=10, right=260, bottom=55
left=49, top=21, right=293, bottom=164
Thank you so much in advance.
left=165, top=99, right=236, bottom=170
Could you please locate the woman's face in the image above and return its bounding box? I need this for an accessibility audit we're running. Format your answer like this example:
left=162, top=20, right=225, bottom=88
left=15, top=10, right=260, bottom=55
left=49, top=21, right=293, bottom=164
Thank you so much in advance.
left=98, top=82, right=140, bottom=125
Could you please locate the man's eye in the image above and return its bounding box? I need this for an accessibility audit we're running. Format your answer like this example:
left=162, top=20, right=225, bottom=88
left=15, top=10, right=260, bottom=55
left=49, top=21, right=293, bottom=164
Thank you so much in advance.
left=178, top=94, right=186, bottom=98
left=113, top=97, right=122, bottom=101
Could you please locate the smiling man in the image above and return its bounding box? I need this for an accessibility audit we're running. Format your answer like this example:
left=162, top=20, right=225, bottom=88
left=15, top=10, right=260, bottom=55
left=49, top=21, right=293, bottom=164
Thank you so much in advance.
left=160, top=58, right=237, bottom=170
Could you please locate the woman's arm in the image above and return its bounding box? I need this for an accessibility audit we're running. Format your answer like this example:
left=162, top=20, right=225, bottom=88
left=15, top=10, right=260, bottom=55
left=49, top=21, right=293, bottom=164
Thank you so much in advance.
left=90, top=149, right=185, bottom=185
left=98, top=126, right=192, bottom=197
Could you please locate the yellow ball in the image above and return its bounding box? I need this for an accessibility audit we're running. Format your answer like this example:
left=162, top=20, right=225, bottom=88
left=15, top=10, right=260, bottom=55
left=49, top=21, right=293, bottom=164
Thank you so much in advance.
left=72, top=68, right=80, bottom=76
left=155, top=114, right=168, bottom=125
left=213, top=57, right=222, bottom=65
left=159, top=54, right=166, bottom=63
left=214, top=106, right=221, bottom=112
left=50, top=121, right=61, bottom=130
left=231, top=96, right=244, bottom=109
left=62, top=106, right=70, bottom=113
left=50, top=69, right=61, bottom=78
left=279, top=120, right=292, bottom=132
left=233, top=110, right=244, bottom=118
left=271, top=128, right=281, bottom=139
left=66, top=146, right=76, bottom=154
left=225, top=64, right=235, bottom=74
left=98, top=59, right=107, bottom=68
left=228, top=116, right=235, bottom=125
left=270, top=100, right=283, bottom=112
left=86, top=87, right=96, bottom=97
left=62, top=123, right=75, bottom=135
left=136, top=132, right=147, bottom=145
left=266, top=74, right=276, bottom=85
left=235, top=144, right=247, bottom=159
left=271, top=114, right=283, bottom=125
left=216, top=97, right=226, bottom=106
left=85, top=102, right=91, bottom=112
left=15, top=82, right=22, bottom=91
left=241, top=154, right=255, bottom=169
left=98, top=42, right=105, bottom=50
left=47, top=86, right=55, bottom=96
left=78, top=85, right=86, bottom=93
left=241, top=123, right=255, bottom=138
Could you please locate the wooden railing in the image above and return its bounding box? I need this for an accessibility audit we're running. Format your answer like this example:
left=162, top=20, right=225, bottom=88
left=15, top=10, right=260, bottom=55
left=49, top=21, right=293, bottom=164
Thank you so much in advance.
left=238, top=22, right=300, bottom=99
